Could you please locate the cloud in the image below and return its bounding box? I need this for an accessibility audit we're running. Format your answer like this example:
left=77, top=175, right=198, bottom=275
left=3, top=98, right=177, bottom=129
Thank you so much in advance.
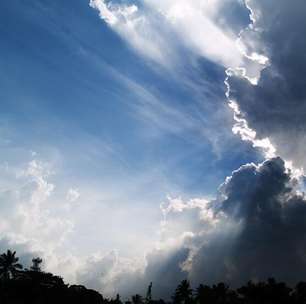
left=77, top=251, right=145, bottom=297
left=188, top=157, right=306, bottom=286
left=79, top=3, right=306, bottom=295
left=0, top=158, right=74, bottom=274
left=153, top=157, right=306, bottom=291
left=227, top=0, right=306, bottom=169
left=66, top=188, right=80, bottom=203
left=75, top=157, right=306, bottom=299
left=3, top=1, right=306, bottom=300
left=89, top=0, right=176, bottom=65
left=89, top=0, right=249, bottom=68
left=76, top=241, right=189, bottom=299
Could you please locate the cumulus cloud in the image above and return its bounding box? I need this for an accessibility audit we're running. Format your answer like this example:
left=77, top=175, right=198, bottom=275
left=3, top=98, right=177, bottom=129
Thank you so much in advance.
left=227, top=0, right=306, bottom=169
left=189, top=157, right=306, bottom=285
left=0, top=158, right=74, bottom=273
left=162, top=158, right=306, bottom=287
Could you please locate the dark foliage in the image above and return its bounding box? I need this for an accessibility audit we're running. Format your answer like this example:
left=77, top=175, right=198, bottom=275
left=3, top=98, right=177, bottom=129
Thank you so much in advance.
left=1, top=250, right=306, bottom=304
left=0, top=250, right=23, bottom=280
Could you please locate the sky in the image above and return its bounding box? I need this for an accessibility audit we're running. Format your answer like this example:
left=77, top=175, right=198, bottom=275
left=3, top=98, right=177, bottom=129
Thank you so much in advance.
left=1, top=0, right=306, bottom=299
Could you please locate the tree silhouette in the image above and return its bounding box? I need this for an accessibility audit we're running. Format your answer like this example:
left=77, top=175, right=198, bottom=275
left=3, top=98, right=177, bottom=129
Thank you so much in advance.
left=238, top=279, right=292, bottom=304
left=2, top=249, right=306, bottom=304
left=30, top=257, right=43, bottom=272
left=114, top=293, right=122, bottom=304
left=0, top=250, right=23, bottom=280
left=173, top=280, right=193, bottom=304
left=132, top=294, right=143, bottom=304
left=145, top=282, right=153, bottom=304
left=195, top=284, right=214, bottom=304
left=293, top=282, right=306, bottom=304
left=196, top=282, right=239, bottom=304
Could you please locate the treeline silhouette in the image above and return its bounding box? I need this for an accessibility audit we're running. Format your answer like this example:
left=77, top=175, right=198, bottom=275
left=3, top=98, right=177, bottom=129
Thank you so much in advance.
left=1, top=250, right=306, bottom=304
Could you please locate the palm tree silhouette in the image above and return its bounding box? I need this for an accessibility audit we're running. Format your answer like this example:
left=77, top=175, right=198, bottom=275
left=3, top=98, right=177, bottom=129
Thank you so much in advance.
left=195, top=284, right=213, bottom=304
left=173, top=280, right=193, bottom=304
left=0, top=250, right=23, bottom=280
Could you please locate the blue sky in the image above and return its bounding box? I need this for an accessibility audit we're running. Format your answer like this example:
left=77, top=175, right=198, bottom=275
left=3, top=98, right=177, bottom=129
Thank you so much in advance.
left=0, top=0, right=258, bottom=192
left=0, top=0, right=283, bottom=296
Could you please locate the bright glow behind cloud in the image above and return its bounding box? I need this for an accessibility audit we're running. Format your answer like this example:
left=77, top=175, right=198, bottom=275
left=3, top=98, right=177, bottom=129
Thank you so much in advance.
left=90, top=0, right=245, bottom=67
left=89, top=0, right=174, bottom=65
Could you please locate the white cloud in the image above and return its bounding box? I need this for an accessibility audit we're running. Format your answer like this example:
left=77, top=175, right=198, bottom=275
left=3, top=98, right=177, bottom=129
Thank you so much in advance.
left=90, top=0, right=174, bottom=65
left=90, top=0, right=247, bottom=68
left=0, top=158, right=73, bottom=272
left=145, top=0, right=244, bottom=67
left=224, top=70, right=276, bottom=158
left=89, top=0, right=118, bottom=25
left=66, top=188, right=80, bottom=203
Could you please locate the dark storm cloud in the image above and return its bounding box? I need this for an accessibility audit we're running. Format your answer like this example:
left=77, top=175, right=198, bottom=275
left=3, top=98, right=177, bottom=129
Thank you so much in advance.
left=188, top=0, right=306, bottom=285
left=188, top=157, right=306, bottom=286
left=228, top=0, right=306, bottom=168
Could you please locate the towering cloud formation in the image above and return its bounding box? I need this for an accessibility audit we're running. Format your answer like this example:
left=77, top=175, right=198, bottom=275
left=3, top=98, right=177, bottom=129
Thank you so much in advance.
left=189, top=157, right=306, bottom=286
